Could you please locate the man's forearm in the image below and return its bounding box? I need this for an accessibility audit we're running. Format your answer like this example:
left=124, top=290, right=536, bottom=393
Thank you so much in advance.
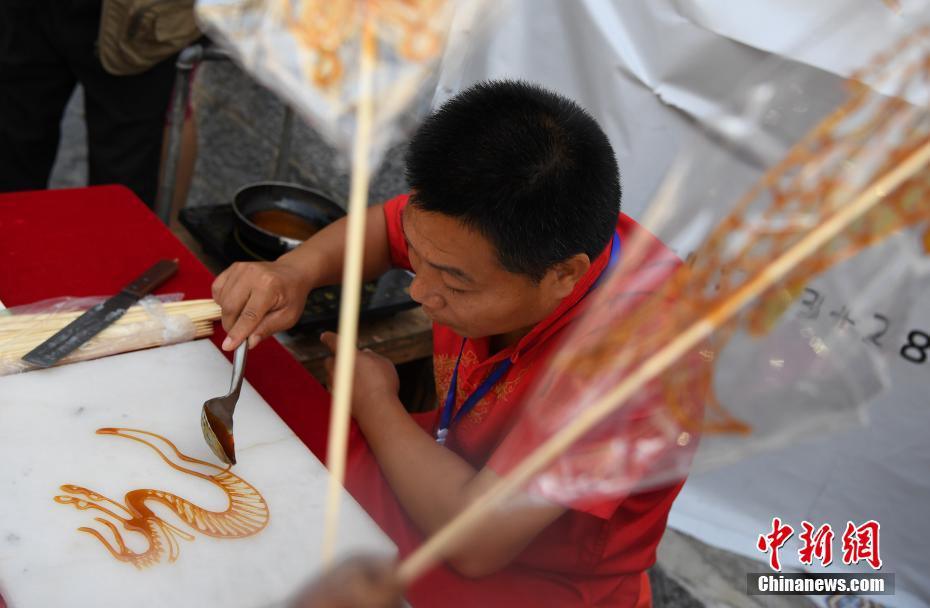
left=355, top=397, right=481, bottom=535
left=277, top=204, right=393, bottom=288
left=353, top=398, right=567, bottom=577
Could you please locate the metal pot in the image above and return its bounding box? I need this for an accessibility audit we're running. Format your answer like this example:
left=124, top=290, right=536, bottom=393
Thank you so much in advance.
left=232, top=182, right=345, bottom=258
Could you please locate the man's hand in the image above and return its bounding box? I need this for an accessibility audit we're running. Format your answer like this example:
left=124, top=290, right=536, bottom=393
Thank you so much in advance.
left=211, top=260, right=313, bottom=351
left=319, top=333, right=567, bottom=579
left=290, top=555, right=403, bottom=608
left=320, top=332, right=400, bottom=422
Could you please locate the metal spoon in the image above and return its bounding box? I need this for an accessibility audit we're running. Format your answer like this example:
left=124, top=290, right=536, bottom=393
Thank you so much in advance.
left=201, top=341, right=247, bottom=465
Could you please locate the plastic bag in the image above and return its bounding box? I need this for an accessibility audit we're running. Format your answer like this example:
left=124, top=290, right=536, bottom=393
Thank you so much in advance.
left=195, top=0, right=501, bottom=169
left=0, top=294, right=198, bottom=376
left=491, top=25, right=930, bottom=509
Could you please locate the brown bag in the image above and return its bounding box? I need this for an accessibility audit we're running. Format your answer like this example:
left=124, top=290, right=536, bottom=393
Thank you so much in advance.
left=97, top=0, right=202, bottom=76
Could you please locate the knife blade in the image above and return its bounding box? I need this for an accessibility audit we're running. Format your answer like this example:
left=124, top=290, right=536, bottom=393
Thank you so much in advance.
left=22, top=259, right=180, bottom=368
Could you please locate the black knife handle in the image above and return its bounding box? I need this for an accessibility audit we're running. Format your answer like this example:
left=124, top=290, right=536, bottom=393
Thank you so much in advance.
left=123, top=259, right=179, bottom=298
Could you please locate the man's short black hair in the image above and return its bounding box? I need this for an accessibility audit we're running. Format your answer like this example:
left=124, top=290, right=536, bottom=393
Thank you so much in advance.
left=405, top=79, right=621, bottom=282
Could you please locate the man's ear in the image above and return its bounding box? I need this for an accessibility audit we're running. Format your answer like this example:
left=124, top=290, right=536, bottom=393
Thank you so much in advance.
left=546, top=253, right=590, bottom=299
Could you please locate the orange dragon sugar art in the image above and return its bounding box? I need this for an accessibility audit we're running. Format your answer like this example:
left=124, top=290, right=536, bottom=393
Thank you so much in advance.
left=195, top=0, right=451, bottom=87
left=54, top=428, right=269, bottom=569
left=285, top=0, right=449, bottom=88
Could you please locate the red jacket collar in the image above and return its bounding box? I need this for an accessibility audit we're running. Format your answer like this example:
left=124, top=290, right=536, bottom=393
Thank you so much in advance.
left=470, top=233, right=616, bottom=368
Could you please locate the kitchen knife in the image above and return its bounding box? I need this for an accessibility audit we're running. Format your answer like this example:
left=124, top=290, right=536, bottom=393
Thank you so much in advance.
left=22, top=259, right=179, bottom=368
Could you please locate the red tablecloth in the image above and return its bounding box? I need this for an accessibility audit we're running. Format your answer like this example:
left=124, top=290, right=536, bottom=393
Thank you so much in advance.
left=5, top=187, right=495, bottom=604
left=0, top=186, right=332, bottom=458
left=1, top=186, right=579, bottom=608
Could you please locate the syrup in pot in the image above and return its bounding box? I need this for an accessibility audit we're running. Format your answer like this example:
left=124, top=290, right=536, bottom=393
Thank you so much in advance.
left=249, top=209, right=320, bottom=241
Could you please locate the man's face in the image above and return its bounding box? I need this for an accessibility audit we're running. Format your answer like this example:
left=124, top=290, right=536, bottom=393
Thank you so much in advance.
left=402, top=205, right=563, bottom=341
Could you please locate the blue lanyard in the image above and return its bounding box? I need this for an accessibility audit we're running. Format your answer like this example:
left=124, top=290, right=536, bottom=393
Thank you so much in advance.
left=435, top=233, right=621, bottom=445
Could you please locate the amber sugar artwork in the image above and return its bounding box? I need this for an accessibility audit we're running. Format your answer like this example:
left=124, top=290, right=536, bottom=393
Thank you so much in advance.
left=285, top=0, right=448, bottom=87
left=54, top=428, right=270, bottom=569
left=203, top=0, right=450, bottom=88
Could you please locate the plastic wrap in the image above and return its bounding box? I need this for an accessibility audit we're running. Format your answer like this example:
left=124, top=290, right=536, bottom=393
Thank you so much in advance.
left=492, top=26, right=930, bottom=509
left=0, top=295, right=199, bottom=376
left=194, top=0, right=502, bottom=169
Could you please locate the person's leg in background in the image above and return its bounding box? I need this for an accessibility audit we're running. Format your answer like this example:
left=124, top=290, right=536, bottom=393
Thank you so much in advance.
left=159, top=73, right=200, bottom=228
left=62, top=1, right=177, bottom=208
left=80, top=59, right=177, bottom=207
left=0, top=0, right=78, bottom=193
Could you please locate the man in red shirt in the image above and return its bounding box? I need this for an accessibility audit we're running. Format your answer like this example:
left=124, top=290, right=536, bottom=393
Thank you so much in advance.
left=213, top=80, right=690, bottom=606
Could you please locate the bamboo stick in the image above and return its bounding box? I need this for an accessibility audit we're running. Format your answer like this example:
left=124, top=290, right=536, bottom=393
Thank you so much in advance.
left=396, top=136, right=930, bottom=584
left=0, top=322, right=215, bottom=374
left=320, top=14, right=377, bottom=566
left=0, top=299, right=220, bottom=333
left=0, top=302, right=219, bottom=342
left=0, top=319, right=215, bottom=358
left=0, top=299, right=221, bottom=375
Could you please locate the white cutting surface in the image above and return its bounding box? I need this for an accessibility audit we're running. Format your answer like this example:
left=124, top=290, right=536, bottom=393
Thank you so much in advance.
left=0, top=339, right=394, bottom=608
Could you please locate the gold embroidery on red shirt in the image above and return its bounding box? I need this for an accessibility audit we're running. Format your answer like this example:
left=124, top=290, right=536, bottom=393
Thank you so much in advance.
left=433, top=353, right=456, bottom=401
left=433, top=349, right=479, bottom=408
left=463, top=368, right=527, bottom=426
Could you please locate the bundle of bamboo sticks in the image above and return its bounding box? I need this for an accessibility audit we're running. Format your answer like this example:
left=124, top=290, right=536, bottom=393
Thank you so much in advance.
left=0, top=299, right=221, bottom=375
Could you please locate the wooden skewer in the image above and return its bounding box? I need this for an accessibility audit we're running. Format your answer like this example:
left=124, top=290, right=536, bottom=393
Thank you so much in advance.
left=0, top=318, right=215, bottom=357
left=0, top=299, right=220, bottom=333
left=396, top=136, right=930, bottom=584
left=0, top=320, right=215, bottom=374
left=0, top=299, right=221, bottom=374
left=320, top=15, right=378, bottom=566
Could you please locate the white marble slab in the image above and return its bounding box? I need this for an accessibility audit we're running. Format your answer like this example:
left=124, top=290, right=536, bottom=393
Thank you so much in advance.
left=0, top=340, right=394, bottom=608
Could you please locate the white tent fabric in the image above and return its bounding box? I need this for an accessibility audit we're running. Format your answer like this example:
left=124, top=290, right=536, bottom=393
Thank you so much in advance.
left=433, top=2, right=930, bottom=606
